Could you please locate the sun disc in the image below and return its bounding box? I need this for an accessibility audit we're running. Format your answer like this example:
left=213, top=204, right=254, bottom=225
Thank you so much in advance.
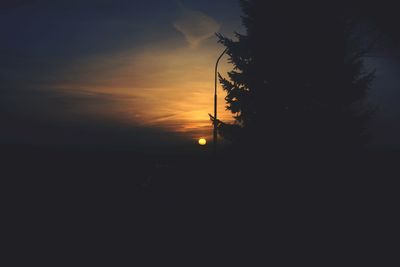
left=198, top=138, right=207, bottom=146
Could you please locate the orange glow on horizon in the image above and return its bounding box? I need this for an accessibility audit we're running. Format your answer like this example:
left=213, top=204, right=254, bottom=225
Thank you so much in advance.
left=43, top=40, right=235, bottom=141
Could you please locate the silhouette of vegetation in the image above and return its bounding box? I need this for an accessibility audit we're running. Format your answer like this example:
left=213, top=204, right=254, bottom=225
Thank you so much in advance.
left=213, top=1, right=376, bottom=154
left=349, top=2, right=400, bottom=52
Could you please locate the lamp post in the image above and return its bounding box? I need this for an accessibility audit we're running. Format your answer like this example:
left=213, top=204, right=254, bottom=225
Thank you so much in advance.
left=214, top=48, right=228, bottom=156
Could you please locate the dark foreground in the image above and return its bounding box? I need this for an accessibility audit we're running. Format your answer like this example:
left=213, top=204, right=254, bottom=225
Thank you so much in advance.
left=1, top=145, right=399, bottom=264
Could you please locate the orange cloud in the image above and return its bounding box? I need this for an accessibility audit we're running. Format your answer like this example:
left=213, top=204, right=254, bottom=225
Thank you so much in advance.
left=41, top=28, right=233, bottom=142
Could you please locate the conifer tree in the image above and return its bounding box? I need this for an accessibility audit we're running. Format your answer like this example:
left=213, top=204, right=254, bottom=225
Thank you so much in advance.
left=214, top=0, right=374, bottom=153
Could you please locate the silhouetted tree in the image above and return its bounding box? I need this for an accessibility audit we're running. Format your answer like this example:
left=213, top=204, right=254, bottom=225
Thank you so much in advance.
left=214, top=1, right=374, bottom=154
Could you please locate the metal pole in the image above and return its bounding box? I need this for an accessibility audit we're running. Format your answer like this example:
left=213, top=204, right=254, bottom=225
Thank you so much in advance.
left=214, top=48, right=228, bottom=156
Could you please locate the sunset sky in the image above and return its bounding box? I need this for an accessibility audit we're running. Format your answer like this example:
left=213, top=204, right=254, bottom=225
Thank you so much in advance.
left=1, top=0, right=399, bottom=147
left=1, top=0, right=241, bottom=145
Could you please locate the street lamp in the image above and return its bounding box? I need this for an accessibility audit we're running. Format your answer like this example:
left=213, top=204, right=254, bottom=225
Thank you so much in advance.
left=213, top=48, right=228, bottom=155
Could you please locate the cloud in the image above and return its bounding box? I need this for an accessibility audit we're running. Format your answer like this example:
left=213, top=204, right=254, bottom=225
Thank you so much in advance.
left=51, top=37, right=235, bottom=136
left=0, top=0, right=233, bottom=145
left=173, top=1, right=220, bottom=48
left=0, top=86, right=185, bottom=145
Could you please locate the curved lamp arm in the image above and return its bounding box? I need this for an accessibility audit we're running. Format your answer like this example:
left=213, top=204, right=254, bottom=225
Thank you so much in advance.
left=213, top=48, right=228, bottom=156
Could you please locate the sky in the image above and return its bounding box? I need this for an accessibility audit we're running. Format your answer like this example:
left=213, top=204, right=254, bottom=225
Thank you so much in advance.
left=0, top=0, right=241, bottom=146
left=366, top=57, right=400, bottom=148
left=0, top=0, right=399, bottom=148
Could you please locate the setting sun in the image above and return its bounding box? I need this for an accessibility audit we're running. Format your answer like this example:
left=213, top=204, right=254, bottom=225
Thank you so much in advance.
left=198, top=138, right=207, bottom=146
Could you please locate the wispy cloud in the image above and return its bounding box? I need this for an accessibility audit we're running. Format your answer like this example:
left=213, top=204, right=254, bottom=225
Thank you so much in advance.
left=173, top=1, right=220, bottom=48
left=42, top=41, right=234, bottom=139
left=0, top=0, right=235, bottom=145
